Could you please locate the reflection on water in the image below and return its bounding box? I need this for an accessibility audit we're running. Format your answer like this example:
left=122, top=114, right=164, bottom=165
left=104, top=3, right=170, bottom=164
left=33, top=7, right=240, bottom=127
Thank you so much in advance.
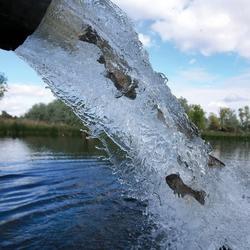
left=0, top=137, right=249, bottom=249
left=0, top=137, right=153, bottom=250
left=209, top=139, right=250, bottom=162
left=0, top=137, right=102, bottom=163
left=208, top=139, right=250, bottom=191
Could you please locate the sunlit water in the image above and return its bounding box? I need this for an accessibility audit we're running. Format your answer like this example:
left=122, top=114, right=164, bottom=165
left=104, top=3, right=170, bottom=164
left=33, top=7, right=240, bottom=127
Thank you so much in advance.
left=0, top=137, right=249, bottom=249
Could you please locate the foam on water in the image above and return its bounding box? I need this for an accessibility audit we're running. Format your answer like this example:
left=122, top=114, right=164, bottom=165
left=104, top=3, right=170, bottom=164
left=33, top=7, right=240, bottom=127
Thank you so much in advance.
left=16, top=0, right=250, bottom=249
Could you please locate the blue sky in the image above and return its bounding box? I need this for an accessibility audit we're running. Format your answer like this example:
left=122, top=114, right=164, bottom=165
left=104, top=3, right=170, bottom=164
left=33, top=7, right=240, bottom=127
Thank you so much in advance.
left=0, top=50, right=54, bottom=116
left=0, top=50, right=42, bottom=84
left=1, top=0, right=250, bottom=116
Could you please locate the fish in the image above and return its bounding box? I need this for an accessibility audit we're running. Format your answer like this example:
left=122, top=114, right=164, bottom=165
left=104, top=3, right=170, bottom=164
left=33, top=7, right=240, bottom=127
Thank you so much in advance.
left=165, top=174, right=206, bottom=205
left=208, top=154, right=225, bottom=168
left=219, top=245, right=232, bottom=250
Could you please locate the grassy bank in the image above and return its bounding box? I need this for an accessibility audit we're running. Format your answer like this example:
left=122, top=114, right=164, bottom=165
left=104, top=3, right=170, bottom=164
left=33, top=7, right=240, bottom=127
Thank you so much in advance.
left=0, top=119, right=83, bottom=137
left=2, top=118, right=250, bottom=140
left=202, top=131, right=250, bottom=141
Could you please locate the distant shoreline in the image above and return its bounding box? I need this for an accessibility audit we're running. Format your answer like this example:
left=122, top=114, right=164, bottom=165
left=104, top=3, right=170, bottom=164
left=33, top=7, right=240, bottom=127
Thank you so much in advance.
left=0, top=118, right=83, bottom=137
left=202, top=131, right=250, bottom=140
left=1, top=118, right=250, bottom=140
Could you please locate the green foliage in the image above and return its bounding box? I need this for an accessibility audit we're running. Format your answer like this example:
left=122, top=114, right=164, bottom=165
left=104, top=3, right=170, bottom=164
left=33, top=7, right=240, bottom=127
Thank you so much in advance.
left=0, top=73, right=7, bottom=99
left=24, top=103, right=47, bottom=121
left=239, top=108, right=244, bottom=127
left=219, top=107, right=229, bottom=130
left=219, top=107, right=239, bottom=132
left=188, top=104, right=206, bottom=131
left=2, top=93, right=249, bottom=138
left=208, top=113, right=220, bottom=131
left=0, top=111, right=13, bottom=119
left=202, top=131, right=250, bottom=141
left=0, top=119, right=81, bottom=137
left=238, top=106, right=250, bottom=131
left=178, top=97, right=190, bottom=114
left=178, top=97, right=248, bottom=134
left=178, top=97, right=206, bottom=131
left=0, top=100, right=85, bottom=137
left=24, top=100, right=83, bottom=128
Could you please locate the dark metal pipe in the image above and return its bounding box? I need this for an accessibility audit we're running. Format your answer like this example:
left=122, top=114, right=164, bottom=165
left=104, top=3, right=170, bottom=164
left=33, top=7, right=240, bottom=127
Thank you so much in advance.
left=0, top=0, right=52, bottom=50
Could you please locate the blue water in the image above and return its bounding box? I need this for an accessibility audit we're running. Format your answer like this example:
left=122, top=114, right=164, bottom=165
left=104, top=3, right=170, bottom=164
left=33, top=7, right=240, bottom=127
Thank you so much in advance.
left=0, top=137, right=153, bottom=250
left=0, top=137, right=249, bottom=249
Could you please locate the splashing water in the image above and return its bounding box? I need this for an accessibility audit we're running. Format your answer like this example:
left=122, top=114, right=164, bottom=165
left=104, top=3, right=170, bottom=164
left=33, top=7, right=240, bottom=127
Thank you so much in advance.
left=16, top=0, right=250, bottom=249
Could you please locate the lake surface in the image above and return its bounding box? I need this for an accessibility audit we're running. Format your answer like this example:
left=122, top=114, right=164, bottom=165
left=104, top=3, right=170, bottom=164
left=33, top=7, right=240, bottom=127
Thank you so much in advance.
left=0, top=137, right=249, bottom=249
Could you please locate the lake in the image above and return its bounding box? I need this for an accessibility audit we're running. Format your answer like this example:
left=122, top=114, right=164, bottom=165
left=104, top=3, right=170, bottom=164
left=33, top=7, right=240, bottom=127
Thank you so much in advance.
left=0, top=137, right=249, bottom=249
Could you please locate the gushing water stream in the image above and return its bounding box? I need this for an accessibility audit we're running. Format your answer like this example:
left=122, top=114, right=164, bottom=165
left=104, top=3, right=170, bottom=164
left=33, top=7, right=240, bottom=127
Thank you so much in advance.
left=15, top=0, right=250, bottom=249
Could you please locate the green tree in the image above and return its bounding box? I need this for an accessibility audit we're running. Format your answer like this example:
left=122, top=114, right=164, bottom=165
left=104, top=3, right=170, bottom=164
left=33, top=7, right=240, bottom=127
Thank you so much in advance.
left=178, top=97, right=190, bottom=114
left=243, top=106, right=250, bottom=131
left=188, top=104, right=206, bottom=131
left=24, top=103, right=48, bottom=121
left=0, top=111, right=13, bottom=119
left=24, top=100, right=83, bottom=127
left=238, top=106, right=250, bottom=131
left=208, top=113, right=220, bottom=131
left=219, top=107, right=239, bottom=132
left=219, top=107, right=229, bottom=131
left=0, top=73, right=7, bottom=99
left=238, top=108, right=244, bottom=128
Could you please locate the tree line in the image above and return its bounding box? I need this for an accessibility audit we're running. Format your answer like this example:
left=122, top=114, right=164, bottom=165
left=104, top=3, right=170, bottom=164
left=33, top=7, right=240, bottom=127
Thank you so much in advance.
left=1, top=97, right=249, bottom=134
left=0, top=100, right=84, bottom=137
left=1, top=100, right=83, bottom=128
left=179, top=97, right=250, bottom=133
left=1, top=71, right=249, bottom=134
left=0, top=73, right=82, bottom=128
left=23, top=100, right=83, bottom=127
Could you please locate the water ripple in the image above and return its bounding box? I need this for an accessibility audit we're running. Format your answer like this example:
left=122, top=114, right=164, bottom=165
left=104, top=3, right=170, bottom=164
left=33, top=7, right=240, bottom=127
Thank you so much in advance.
left=0, top=141, right=151, bottom=249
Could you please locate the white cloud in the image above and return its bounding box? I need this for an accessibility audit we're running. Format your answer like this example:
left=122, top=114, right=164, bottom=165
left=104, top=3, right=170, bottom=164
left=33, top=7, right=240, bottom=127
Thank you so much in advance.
left=168, top=68, right=250, bottom=115
left=113, top=0, right=250, bottom=58
left=173, top=86, right=250, bottom=115
left=138, top=33, right=152, bottom=47
left=222, top=94, right=250, bottom=103
left=0, top=84, right=55, bottom=116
